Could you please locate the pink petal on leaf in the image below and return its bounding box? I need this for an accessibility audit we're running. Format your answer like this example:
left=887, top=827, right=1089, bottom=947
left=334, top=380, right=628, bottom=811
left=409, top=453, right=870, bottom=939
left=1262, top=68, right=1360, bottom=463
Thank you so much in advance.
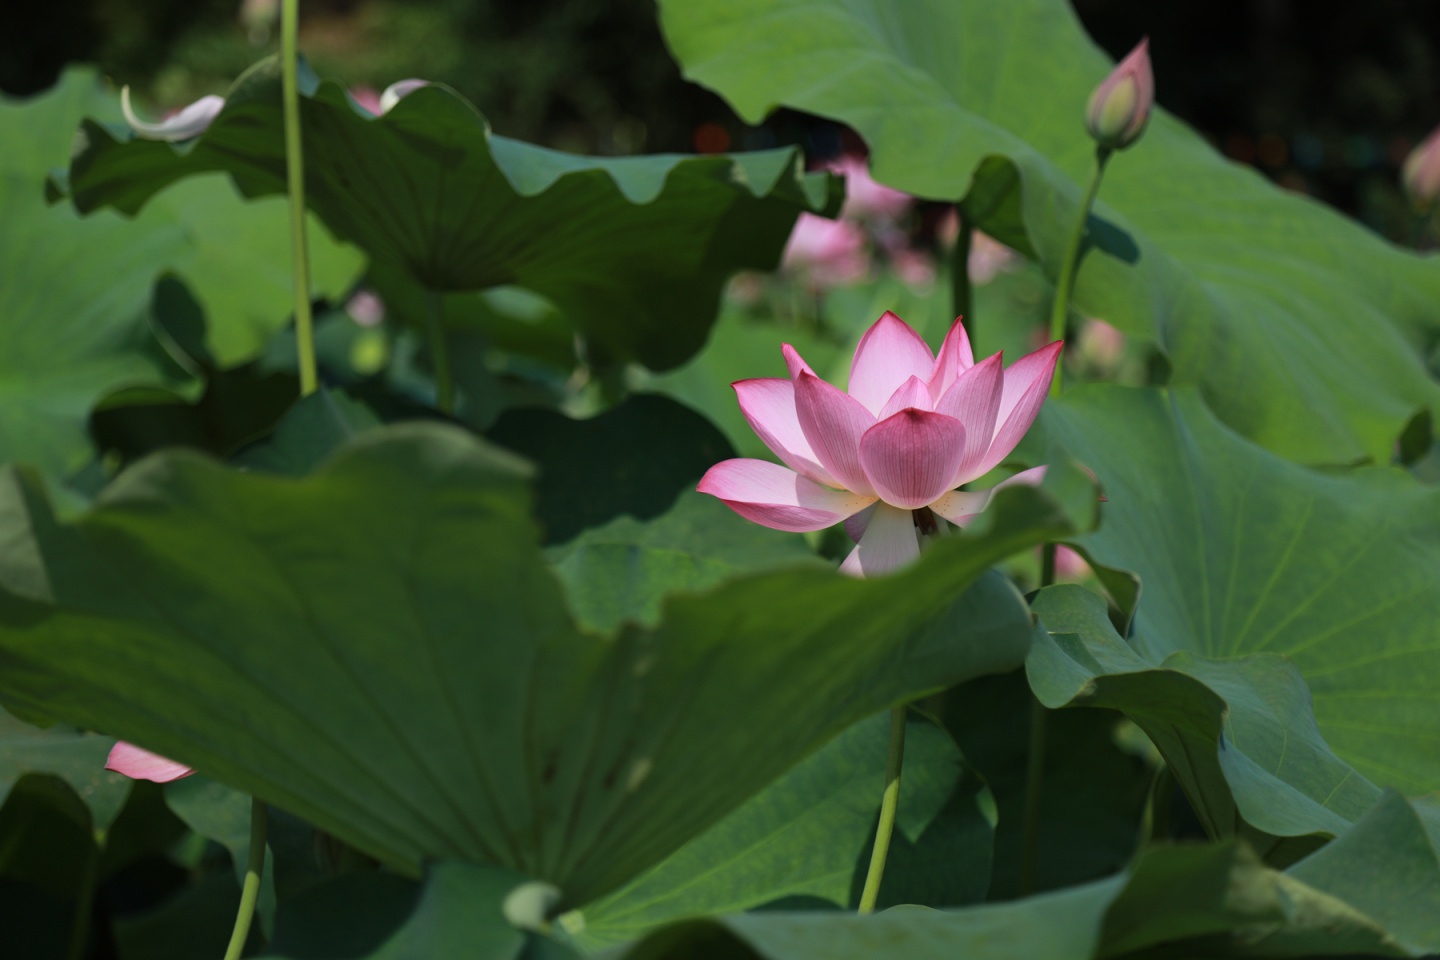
left=698, top=459, right=874, bottom=532
left=935, top=353, right=1004, bottom=485
left=927, top=318, right=976, bottom=400
left=972, top=342, right=1061, bottom=479
left=734, top=379, right=837, bottom=486
left=877, top=375, right=934, bottom=420
left=848, top=311, right=935, bottom=415
left=859, top=409, right=968, bottom=509
left=932, top=466, right=1047, bottom=527
left=839, top=503, right=921, bottom=577
left=106, top=742, right=195, bottom=783
left=795, top=372, right=877, bottom=495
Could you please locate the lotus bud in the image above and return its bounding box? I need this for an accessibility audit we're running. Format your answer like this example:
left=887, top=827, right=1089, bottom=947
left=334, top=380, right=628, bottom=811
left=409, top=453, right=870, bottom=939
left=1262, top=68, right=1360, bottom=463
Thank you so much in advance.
left=379, top=78, right=430, bottom=114
left=1085, top=38, right=1153, bottom=151
left=1402, top=126, right=1440, bottom=210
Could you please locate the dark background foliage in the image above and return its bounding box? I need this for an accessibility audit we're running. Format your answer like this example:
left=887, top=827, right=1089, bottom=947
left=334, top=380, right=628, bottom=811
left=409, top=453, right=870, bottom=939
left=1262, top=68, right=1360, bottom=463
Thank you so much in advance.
left=6, top=0, right=1440, bottom=239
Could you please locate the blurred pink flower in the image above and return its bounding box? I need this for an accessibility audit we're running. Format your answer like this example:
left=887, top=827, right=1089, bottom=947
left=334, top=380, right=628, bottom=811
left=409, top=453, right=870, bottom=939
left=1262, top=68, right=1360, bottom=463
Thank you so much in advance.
left=826, top=155, right=913, bottom=222
left=1054, top=545, right=1092, bottom=581
left=106, top=742, right=194, bottom=783
left=699, top=311, right=1060, bottom=576
left=346, top=290, right=386, bottom=328
left=1079, top=318, right=1126, bottom=367
left=1085, top=38, right=1154, bottom=151
left=1403, top=126, right=1440, bottom=209
left=782, top=213, right=872, bottom=287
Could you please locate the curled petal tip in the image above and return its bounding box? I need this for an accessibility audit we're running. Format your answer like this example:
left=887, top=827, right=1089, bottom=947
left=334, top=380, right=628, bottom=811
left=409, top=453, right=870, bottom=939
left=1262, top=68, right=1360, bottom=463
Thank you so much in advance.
left=380, top=78, right=430, bottom=113
left=121, top=86, right=225, bottom=142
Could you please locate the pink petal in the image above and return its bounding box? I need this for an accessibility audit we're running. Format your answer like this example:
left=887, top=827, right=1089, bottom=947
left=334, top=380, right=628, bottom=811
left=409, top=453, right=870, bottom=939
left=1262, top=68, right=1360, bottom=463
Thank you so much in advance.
left=932, top=466, right=1047, bottom=527
left=734, top=379, right=837, bottom=486
left=698, top=459, right=875, bottom=532
left=106, top=742, right=195, bottom=783
left=782, top=343, right=815, bottom=380
left=972, top=342, right=1062, bottom=479
left=839, top=504, right=921, bottom=577
left=848, top=311, right=936, bottom=415
left=934, top=353, right=1004, bottom=486
left=844, top=502, right=878, bottom=543
left=859, top=409, right=968, bottom=509
left=927, top=318, right=976, bottom=400
left=877, top=375, right=934, bottom=420
left=794, top=372, right=877, bottom=496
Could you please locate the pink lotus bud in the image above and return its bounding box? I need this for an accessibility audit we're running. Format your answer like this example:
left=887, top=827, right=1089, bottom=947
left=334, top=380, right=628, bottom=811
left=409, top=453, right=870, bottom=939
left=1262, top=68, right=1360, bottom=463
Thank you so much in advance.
left=1085, top=39, right=1154, bottom=151
left=1402, top=126, right=1440, bottom=209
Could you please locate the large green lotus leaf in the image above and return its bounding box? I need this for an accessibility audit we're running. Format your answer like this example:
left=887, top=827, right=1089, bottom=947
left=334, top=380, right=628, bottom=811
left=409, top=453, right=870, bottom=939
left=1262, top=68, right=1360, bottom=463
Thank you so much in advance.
left=0, top=424, right=1064, bottom=907
left=1041, top=387, right=1440, bottom=798
left=8, top=70, right=361, bottom=371
left=619, top=814, right=1440, bottom=960
left=1287, top=790, right=1440, bottom=955
left=1029, top=584, right=1379, bottom=860
left=657, top=0, right=1440, bottom=464
left=575, top=653, right=1018, bottom=948
left=0, top=71, right=359, bottom=480
left=61, top=59, right=838, bottom=372
left=0, top=708, right=130, bottom=834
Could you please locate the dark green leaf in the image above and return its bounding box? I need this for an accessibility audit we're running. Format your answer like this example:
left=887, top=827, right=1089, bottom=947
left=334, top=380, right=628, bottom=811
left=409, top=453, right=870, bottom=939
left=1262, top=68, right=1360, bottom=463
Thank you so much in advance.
left=63, top=59, right=838, bottom=371
left=0, top=424, right=1063, bottom=906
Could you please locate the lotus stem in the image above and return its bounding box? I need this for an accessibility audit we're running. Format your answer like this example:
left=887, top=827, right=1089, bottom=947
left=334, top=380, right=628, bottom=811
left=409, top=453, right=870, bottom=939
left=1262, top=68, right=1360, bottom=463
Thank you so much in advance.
left=951, top=204, right=973, bottom=333
left=425, top=289, right=455, bottom=414
left=1048, top=146, right=1112, bottom=397
left=858, top=705, right=907, bottom=914
left=222, top=798, right=268, bottom=960
left=281, top=0, right=317, bottom=396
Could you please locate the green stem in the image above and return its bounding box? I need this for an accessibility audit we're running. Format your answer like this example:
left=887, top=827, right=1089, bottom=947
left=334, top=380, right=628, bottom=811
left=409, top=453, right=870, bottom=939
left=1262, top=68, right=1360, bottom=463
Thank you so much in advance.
left=1018, top=695, right=1047, bottom=895
left=1020, top=542, right=1060, bottom=894
left=1048, top=146, right=1112, bottom=397
left=1148, top=763, right=1175, bottom=843
left=281, top=0, right=316, bottom=396
left=222, top=798, right=267, bottom=960
left=950, top=204, right=973, bottom=329
left=424, top=289, right=454, bottom=414
left=858, top=706, right=907, bottom=914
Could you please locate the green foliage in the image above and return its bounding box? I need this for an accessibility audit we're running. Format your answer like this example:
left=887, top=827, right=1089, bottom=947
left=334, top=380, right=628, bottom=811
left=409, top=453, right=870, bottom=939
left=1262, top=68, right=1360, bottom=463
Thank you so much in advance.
left=61, top=58, right=839, bottom=371
left=656, top=0, right=1440, bottom=464
left=1043, top=387, right=1440, bottom=796
left=0, top=424, right=1061, bottom=908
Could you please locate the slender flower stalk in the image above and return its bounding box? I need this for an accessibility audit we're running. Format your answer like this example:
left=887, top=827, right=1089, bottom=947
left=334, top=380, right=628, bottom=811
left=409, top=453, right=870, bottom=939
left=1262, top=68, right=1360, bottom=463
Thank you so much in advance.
left=281, top=0, right=317, bottom=396
left=425, top=289, right=455, bottom=414
left=1048, top=147, right=1111, bottom=397
left=950, top=205, right=973, bottom=339
left=223, top=799, right=269, bottom=960
left=857, top=705, right=907, bottom=914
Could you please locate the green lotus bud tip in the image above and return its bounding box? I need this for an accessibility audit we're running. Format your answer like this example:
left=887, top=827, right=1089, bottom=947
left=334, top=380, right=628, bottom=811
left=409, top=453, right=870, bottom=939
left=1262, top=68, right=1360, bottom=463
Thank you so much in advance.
left=1085, top=38, right=1153, bottom=151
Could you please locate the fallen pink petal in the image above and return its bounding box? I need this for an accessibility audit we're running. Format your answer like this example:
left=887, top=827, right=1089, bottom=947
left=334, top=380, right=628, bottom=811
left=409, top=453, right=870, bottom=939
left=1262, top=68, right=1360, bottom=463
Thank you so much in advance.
left=106, top=742, right=195, bottom=783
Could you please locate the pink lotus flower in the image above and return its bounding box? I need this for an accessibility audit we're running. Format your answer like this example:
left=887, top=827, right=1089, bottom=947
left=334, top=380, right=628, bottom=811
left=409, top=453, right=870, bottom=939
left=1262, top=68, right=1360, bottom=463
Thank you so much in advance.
left=826, top=155, right=913, bottom=222
left=106, top=742, right=194, bottom=783
left=698, top=311, right=1060, bottom=577
left=1085, top=38, right=1154, bottom=151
